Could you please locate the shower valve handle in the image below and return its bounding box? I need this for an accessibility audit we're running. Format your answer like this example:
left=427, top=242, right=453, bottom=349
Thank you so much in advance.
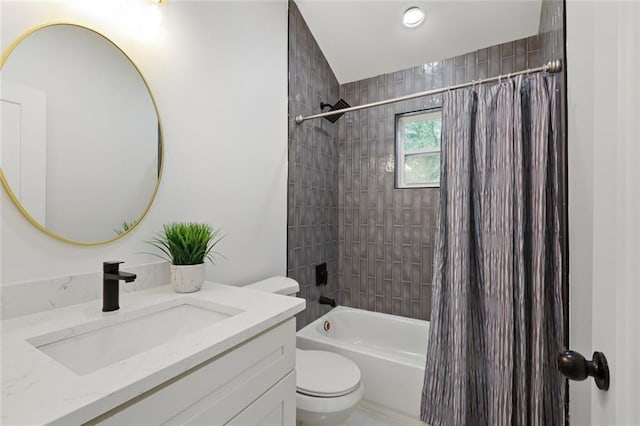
left=558, top=350, right=609, bottom=391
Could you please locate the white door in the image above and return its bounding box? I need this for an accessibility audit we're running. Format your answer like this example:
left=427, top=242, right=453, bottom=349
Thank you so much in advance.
left=567, top=2, right=640, bottom=425
left=0, top=80, right=47, bottom=224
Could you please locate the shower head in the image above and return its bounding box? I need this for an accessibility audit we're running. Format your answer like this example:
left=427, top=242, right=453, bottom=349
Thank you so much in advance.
left=319, top=99, right=350, bottom=123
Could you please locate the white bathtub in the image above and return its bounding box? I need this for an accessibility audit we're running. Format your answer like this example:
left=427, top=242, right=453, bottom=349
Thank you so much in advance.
left=296, top=306, right=429, bottom=417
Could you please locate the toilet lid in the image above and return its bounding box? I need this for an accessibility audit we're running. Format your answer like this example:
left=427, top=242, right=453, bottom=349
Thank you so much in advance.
left=296, top=350, right=361, bottom=397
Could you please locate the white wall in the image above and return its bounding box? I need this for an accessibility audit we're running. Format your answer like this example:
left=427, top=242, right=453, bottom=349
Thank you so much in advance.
left=0, top=0, right=288, bottom=285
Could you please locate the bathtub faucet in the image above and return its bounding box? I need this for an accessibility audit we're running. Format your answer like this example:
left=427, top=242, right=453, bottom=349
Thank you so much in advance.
left=319, top=296, right=336, bottom=307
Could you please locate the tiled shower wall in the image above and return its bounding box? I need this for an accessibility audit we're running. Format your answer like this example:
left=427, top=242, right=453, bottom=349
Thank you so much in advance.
left=288, top=1, right=555, bottom=324
left=540, top=0, right=565, bottom=63
left=539, top=0, right=568, bottom=341
left=337, top=36, right=542, bottom=321
left=287, top=1, right=340, bottom=329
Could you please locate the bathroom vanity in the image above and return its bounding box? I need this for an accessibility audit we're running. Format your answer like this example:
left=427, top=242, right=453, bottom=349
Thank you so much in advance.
left=1, top=282, right=305, bottom=424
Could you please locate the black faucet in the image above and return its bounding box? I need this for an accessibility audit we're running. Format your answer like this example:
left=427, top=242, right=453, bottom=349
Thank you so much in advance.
left=319, top=296, right=336, bottom=308
left=103, top=261, right=136, bottom=312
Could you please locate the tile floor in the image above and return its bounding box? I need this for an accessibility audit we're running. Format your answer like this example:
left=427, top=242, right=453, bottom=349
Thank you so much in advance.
left=346, top=400, right=426, bottom=426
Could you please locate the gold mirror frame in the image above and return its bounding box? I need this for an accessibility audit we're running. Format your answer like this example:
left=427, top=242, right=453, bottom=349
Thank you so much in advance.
left=0, top=23, right=164, bottom=246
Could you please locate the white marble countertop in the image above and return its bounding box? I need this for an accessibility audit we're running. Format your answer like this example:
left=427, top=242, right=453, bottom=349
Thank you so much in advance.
left=1, top=282, right=305, bottom=425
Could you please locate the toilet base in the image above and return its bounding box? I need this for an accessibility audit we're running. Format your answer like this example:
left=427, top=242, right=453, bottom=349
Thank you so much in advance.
left=296, top=407, right=350, bottom=426
left=295, top=383, right=364, bottom=426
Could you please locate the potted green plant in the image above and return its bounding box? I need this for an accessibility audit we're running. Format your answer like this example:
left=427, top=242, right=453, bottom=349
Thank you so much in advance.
left=148, top=222, right=224, bottom=293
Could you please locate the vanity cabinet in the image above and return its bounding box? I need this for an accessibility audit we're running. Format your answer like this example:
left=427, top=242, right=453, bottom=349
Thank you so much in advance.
left=88, top=319, right=296, bottom=425
left=226, top=373, right=295, bottom=425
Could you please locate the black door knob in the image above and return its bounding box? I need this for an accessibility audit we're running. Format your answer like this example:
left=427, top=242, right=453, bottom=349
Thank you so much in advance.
left=558, top=350, right=609, bottom=391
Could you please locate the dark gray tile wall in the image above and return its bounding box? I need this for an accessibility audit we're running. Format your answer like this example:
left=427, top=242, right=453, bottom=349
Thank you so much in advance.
left=539, top=0, right=565, bottom=64
left=288, top=1, right=340, bottom=329
left=539, top=0, right=568, bottom=344
left=337, top=36, right=541, bottom=321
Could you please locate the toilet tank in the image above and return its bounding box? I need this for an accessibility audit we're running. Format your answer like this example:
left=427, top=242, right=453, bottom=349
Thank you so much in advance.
left=243, top=277, right=299, bottom=297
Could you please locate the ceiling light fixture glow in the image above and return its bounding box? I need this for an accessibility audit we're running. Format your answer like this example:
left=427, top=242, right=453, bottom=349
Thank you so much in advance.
left=403, top=7, right=425, bottom=28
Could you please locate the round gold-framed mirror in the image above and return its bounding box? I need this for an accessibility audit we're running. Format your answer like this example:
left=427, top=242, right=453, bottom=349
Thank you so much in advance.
left=0, top=23, right=163, bottom=245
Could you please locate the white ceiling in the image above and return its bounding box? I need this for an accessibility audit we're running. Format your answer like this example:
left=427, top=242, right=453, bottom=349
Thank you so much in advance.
left=295, top=0, right=543, bottom=84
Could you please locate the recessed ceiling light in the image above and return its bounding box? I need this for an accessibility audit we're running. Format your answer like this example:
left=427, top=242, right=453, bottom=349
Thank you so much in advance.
left=403, top=7, right=425, bottom=28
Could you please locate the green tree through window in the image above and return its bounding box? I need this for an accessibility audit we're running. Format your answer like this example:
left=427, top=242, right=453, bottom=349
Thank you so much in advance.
left=404, top=119, right=441, bottom=150
left=396, top=110, right=441, bottom=187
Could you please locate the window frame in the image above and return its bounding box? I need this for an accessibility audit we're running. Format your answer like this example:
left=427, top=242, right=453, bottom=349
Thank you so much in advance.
left=395, top=108, right=442, bottom=189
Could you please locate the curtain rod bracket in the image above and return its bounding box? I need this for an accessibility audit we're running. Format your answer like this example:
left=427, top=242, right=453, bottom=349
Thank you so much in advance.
left=545, top=59, right=562, bottom=73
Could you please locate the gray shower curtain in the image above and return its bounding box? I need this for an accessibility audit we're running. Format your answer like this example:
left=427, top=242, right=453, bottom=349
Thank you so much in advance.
left=420, top=73, right=564, bottom=426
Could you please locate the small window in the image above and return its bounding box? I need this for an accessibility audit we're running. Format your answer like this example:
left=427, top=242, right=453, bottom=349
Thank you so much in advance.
left=395, top=109, right=442, bottom=188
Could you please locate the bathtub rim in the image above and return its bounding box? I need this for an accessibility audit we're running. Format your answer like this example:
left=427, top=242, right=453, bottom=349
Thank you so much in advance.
left=296, top=305, right=428, bottom=369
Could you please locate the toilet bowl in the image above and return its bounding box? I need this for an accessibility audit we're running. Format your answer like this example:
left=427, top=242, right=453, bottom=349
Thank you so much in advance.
left=295, top=349, right=363, bottom=426
left=243, top=277, right=363, bottom=426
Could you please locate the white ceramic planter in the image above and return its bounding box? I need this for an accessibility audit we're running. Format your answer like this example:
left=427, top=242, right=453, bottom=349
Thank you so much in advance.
left=170, top=263, right=205, bottom=293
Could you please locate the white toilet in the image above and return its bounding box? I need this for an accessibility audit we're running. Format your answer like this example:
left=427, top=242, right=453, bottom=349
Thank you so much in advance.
left=244, top=277, right=363, bottom=426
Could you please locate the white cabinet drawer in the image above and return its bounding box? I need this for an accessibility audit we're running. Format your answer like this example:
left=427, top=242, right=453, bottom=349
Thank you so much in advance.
left=199, top=371, right=295, bottom=426
left=90, top=319, right=295, bottom=425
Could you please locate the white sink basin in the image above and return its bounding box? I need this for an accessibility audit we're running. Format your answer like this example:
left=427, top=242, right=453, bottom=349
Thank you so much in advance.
left=27, top=298, right=243, bottom=375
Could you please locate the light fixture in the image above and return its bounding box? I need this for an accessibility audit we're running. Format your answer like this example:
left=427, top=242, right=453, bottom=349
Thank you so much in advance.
left=403, top=7, right=425, bottom=28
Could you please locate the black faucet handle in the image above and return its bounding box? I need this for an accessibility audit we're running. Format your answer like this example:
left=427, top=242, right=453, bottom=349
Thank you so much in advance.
left=103, top=261, right=124, bottom=272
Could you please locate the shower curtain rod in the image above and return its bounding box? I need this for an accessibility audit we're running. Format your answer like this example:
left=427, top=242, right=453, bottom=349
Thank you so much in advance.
left=294, top=59, right=562, bottom=124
